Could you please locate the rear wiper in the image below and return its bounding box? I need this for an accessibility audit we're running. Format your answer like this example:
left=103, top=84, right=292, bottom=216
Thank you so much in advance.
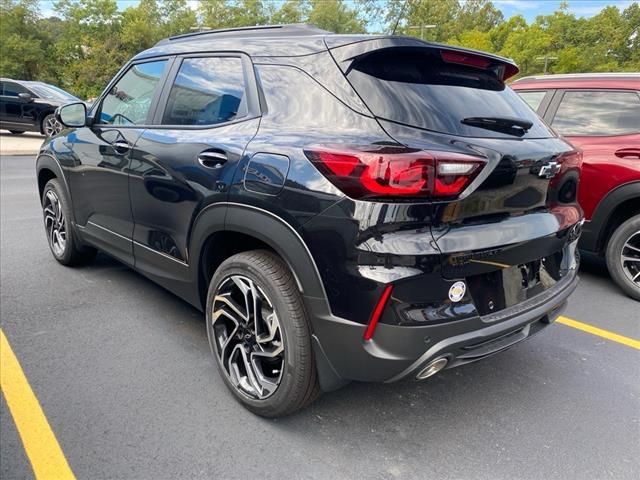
left=461, top=116, right=533, bottom=136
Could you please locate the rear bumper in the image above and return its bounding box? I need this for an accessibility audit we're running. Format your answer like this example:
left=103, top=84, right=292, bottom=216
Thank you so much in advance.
left=310, top=268, right=578, bottom=389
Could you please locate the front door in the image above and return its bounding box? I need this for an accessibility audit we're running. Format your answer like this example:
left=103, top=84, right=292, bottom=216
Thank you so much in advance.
left=66, top=59, right=171, bottom=265
left=127, top=55, right=260, bottom=288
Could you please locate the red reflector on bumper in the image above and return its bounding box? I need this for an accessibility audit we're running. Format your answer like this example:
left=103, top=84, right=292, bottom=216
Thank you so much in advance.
left=363, top=284, right=394, bottom=341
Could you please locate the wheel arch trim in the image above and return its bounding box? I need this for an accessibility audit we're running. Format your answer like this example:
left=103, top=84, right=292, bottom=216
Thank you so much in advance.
left=582, top=181, right=640, bottom=252
left=189, top=202, right=330, bottom=308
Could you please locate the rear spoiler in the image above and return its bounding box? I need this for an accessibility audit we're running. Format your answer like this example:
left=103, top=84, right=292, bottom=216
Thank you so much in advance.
left=325, top=36, right=519, bottom=81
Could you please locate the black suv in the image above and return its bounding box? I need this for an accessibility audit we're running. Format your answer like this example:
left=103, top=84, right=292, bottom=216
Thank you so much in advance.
left=0, top=78, right=79, bottom=136
left=37, top=25, right=582, bottom=417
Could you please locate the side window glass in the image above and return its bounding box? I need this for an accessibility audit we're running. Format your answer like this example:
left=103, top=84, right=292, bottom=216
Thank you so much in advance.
left=516, top=90, right=547, bottom=113
left=161, top=57, right=247, bottom=126
left=99, top=60, right=168, bottom=125
left=3, top=82, right=29, bottom=97
left=552, top=90, right=640, bottom=136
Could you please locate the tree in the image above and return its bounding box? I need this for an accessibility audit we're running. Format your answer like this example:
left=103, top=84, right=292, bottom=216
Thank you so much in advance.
left=269, top=0, right=308, bottom=25
left=307, top=0, right=366, bottom=33
left=0, top=0, right=51, bottom=80
left=53, top=0, right=125, bottom=98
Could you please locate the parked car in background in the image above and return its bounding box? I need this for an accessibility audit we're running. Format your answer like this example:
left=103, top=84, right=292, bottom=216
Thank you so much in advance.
left=37, top=25, right=583, bottom=416
left=512, top=73, right=640, bottom=300
left=0, top=78, right=80, bottom=137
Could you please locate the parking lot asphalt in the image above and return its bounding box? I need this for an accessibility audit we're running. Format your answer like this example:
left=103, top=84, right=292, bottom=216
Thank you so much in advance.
left=0, top=132, right=44, bottom=156
left=1, top=153, right=639, bottom=480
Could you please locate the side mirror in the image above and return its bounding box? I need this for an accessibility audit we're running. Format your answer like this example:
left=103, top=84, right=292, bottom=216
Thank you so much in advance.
left=56, top=102, right=87, bottom=128
left=18, top=92, right=33, bottom=102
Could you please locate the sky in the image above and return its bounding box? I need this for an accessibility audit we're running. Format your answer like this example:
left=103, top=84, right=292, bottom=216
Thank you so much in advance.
left=37, top=0, right=638, bottom=24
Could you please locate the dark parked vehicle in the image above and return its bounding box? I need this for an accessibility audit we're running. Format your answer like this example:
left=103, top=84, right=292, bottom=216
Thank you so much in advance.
left=0, top=78, right=80, bottom=137
left=37, top=25, right=583, bottom=417
left=513, top=74, right=640, bottom=300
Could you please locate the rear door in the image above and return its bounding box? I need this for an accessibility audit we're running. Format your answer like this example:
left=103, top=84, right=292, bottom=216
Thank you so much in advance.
left=331, top=40, right=582, bottom=313
left=545, top=89, right=640, bottom=220
left=128, top=54, right=260, bottom=286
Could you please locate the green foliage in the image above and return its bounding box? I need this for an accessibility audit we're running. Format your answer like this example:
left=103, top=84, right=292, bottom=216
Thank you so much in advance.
left=0, top=0, right=638, bottom=99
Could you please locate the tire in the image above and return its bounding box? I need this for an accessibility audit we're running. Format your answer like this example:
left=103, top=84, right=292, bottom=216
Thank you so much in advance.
left=42, top=113, right=62, bottom=137
left=206, top=250, right=320, bottom=417
left=42, top=179, right=97, bottom=266
left=605, top=214, right=640, bottom=301
left=9, top=130, right=25, bottom=135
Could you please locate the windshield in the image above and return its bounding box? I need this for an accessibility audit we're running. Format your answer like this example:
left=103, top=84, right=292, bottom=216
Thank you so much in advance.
left=26, top=83, right=79, bottom=102
left=346, top=47, right=553, bottom=139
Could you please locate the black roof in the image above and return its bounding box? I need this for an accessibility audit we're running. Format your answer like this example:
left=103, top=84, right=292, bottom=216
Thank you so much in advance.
left=134, top=23, right=516, bottom=68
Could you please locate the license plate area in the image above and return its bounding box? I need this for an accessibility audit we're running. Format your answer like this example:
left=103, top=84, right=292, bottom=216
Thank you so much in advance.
left=466, top=253, right=563, bottom=316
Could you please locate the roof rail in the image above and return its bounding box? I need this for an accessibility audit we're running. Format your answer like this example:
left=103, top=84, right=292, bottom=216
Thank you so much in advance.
left=514, top=72, right=640, bottom=82
left=162, top=23, right=330, bottom=44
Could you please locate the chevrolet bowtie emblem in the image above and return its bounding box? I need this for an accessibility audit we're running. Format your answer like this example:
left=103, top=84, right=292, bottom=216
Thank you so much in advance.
left=537, top=161, right=561, bottom=179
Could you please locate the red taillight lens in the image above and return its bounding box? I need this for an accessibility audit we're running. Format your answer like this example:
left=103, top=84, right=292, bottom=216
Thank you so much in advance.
left=440, top=50, right=519, bottom=81
left=304, top=145, right=485, bottom=200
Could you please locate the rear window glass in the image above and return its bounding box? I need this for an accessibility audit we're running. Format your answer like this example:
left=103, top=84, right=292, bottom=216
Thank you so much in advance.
left=346, top=48, right=552, bottom=138
left=552, top=90, right=640, bottom=136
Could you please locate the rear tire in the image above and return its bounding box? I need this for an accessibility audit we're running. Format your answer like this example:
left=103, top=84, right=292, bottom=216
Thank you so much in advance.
left=42, top=179, right=97, bottom=266
left=9, top=130, right=25, bottom=135
left=605, top=214, right=640, bottom=301
left=206, top=250, right=320, bottom=417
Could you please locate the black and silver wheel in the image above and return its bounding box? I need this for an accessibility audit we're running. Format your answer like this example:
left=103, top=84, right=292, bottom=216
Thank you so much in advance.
left=42, top=114, right=62, bottom=137
left=41, top=179, right=96, bottom=265
left=606, top=214, right=640, bottom=301
left=206, top=250, right=319, bottom=417
left=43, top=188, right=67, bottom=257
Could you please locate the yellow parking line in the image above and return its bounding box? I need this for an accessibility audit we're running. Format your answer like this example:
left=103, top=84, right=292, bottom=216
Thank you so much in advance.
left=0, top=329, right=75, bottom=480
left=557, top=316, right=640, bottom=350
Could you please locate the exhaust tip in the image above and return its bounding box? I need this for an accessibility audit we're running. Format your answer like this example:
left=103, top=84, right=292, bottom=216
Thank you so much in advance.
left=416, top=357, right=448, bottom=380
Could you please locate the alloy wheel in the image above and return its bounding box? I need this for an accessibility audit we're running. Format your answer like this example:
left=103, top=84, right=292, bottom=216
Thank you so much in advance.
left=211, top=275, right=284, bottom=400
left=620, top=230, right=640, bottom=286
left=43, top=190, right=66, bottom=257
left=44, top=116, right=63, bottom=137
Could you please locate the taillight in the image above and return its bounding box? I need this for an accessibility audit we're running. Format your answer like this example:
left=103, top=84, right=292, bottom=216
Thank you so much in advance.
left=441, top=50, right=519, bottom=81
left=304, top=145, right=485, bottom=201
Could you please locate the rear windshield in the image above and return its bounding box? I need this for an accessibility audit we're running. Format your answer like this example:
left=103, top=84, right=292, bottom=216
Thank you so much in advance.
left=346, top=47, right=553, bottom=138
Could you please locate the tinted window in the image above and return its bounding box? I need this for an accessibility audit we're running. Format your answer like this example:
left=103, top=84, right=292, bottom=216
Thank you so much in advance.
left=25, top=83, right=78, bottom=102
left=2, top=82, right=30, bottom=97
left=552, top=90, right=640, bottom=136
left=346, top=47, right=552, bottom=138
left=517, top=90, right=547, bottom=112
left=161, top=57, right=247, bottom=126
left=99, top=60, right=168, bottom=125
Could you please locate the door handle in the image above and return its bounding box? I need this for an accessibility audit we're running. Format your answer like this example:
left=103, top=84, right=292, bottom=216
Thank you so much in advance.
left=615, top=148, right=640, bottom=159
left=112, top=140, right=130, bottom=155
left=198, top=150, right=228, bottom=169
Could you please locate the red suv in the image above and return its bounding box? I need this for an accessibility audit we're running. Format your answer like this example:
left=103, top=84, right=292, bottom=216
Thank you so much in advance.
left=513, top=73, right=640, bottom=300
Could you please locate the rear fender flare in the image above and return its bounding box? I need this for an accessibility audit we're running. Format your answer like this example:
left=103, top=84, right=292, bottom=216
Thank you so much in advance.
left=189, top=202, right=330, bottom=308
left=583, top=181, right=640, bottom=252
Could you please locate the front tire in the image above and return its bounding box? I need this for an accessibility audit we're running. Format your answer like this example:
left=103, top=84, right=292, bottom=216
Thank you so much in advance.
left=42, top=179, right=96, bottom=266
left=605, top=214, right=640, bottom=301
left=42, top=114, right=62, bottom=137
left=206, top=250, right=320, bottom=417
